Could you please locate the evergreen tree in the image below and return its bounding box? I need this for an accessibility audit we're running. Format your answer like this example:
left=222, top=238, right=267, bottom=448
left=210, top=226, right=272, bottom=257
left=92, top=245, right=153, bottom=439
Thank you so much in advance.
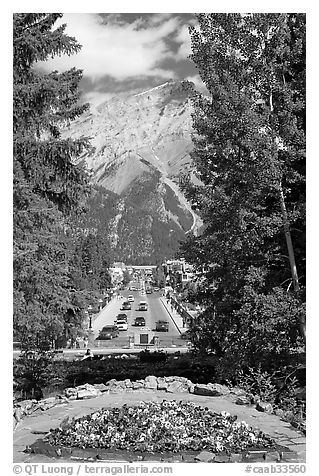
left=181, top=13, right=305, bottom=364
left=13, top=14, right=91, bottom=350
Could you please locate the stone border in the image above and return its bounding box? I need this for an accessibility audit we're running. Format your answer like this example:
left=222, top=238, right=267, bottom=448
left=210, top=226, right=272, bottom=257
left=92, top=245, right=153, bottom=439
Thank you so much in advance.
left=13, top=375, right=301, bottom=432
left=29, top=438, right=299, bottom=463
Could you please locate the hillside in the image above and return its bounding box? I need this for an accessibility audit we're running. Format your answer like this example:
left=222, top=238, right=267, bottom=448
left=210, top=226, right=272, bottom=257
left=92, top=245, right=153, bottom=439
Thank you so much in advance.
left=64, top=80, right=201, bottom=264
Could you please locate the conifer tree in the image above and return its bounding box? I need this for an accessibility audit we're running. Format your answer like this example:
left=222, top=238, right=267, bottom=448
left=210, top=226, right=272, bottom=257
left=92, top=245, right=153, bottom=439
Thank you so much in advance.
left=182, top=13, right=305, bottom=362
left=13, top=14, right=91, bottom=350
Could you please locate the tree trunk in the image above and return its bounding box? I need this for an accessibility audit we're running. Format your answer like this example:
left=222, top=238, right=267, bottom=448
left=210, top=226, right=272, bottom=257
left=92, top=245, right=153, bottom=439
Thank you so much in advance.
left=278, top=182, right=306, bottom=343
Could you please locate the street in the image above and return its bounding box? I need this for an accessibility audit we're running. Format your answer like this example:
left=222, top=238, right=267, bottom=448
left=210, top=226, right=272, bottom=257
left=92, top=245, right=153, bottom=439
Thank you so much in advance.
left=91, top=289, right=185, bottom=348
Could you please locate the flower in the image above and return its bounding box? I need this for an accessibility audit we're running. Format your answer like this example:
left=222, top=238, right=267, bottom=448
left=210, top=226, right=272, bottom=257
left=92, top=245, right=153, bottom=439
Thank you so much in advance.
left=47, top=400, right=275, bottom=455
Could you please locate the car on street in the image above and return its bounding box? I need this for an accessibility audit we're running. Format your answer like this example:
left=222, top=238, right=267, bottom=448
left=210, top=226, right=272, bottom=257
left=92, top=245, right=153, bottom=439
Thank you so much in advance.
left=138, top=301, right=148, bottom=311
left=155, top=320, right=169, bottom=332
left=97, top=325, right=119, bottom=340
left=121, top=301, right=131, bottom=310
left=134, top=316, right=146, bottom=327
left=146, top=288, right=152, bottom=294
left=115, top=319, right=128, bottom=331
left=116, top=313, right=128, bottom=321
left=153, top=287, right=160, bottom=292
left=128, top=295, right=135, bottom=302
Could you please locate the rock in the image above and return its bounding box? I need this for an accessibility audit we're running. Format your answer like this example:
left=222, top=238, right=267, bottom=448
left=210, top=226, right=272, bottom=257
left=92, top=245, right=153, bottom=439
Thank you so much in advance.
left=171, top=376, right=188, bottom=383
left=65, top=387, right=77, bottom=398
left=250, top=394, right=260, bottom=404
left=94, top=383, right=108, bottom=392
left=14, top=407, right=23, bottom=422
left=194, top=450, right=216, bottom=462
left=164, top=376, right=176, bottom=383
left=157, top=378, right=168, bottom=391
left=166, top=380, right=189, bottom=393
left=188, top=384, right=195, bottom=394
left=144, top=376, right=157, bottom=389
left=124, top=379, right=133, bottom=388
left=265, top=451, right=281, bottom=462
left=274, top=408, right=285, bottom=418
left=194, top=383, right=230, bottom=397
left=229, top=453, right=243, bottom=463
left=38, top=401, right=58, bottom=411
left=256, top=401, right=273, bottom=413
left=77, top=387, right=102, bottom=399
left=235, top=396, right=251, bottom=405
left=16, top=399, right=36, bottom=412
left=214, top=454, right=232, bottom=463
left=230, top=387, right=248, bottom=396
left=105, top=379, right=118, bottom=387
left=133, top=381, right=144, bottom=390
left=38, top=397, right=59, bottom=410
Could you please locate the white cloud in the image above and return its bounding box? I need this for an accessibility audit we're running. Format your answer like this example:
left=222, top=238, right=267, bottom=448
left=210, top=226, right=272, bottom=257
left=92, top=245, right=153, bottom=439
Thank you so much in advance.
left=175, top=24, right=192, bottom=60
left=40, top=13, right=180, bottom=81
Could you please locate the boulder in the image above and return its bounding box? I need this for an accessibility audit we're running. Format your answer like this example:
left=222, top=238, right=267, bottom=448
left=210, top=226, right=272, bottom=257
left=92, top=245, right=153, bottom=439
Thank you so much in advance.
left=235, top=396, right=251, bottom=405
left=194, top=383, right=230, bottom=397
left=76, top=384, right=101, bottom=399
left=65, top=387, right=77, bottom=398
left=170, top=376, right=188, bottom=383
left=274, top=408, right=285, bottom=418
left=16, top=399, right=36, bottom=412
left=133, top=381, right=144, bottom=390
left=38, top=397, right=58, bottom=411
left=124, top=379, right=133, bottom=388
left=14, top=407, right=23, bottom=422
left=194, top=450, right=216, bottom=462
left=94, top=383, right=108, bottom=392
left=144, top=376, right=158, bottom=389
left=256, top=401, right=273, bottom=413
left=166, top=380, right=189, bottom=393
left=164, top=376, right=176, bottom=383
left=230, top=387, right=248, bottom=396
left=157, top=378, right=168, bottom=391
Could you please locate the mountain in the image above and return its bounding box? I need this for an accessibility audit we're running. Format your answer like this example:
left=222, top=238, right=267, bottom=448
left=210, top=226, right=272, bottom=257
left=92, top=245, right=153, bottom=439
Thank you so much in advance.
left=64, top=80, right=201, bottom=265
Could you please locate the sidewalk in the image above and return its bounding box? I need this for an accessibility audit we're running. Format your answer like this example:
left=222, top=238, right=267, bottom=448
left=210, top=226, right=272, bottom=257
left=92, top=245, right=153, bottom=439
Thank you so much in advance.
left=160, top=297, right=189, bottom=334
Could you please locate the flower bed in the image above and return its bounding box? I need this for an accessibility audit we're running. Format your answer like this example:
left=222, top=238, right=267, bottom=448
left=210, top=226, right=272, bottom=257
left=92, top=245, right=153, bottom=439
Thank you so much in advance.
left=46, top=400, right=276, bottom=454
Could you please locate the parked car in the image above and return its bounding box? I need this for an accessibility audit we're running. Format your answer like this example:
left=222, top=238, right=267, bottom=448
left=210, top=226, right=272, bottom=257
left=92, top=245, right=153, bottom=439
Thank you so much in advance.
left=134, top=316, right=146, bottom=327
left=97, top=325, right=119, bottom=340
left=155, top=320, right=169, bottom=332
left=146, top=288, right=152, bottom=294
left=116, top=319, right=128, bottom=331
left=138, top=301, right=148, bottom=311
left=153, top=287, right=160, bottom=292
left=128, top=295, right=135, bottom=302
left=121, top=301, right=131, bottom=310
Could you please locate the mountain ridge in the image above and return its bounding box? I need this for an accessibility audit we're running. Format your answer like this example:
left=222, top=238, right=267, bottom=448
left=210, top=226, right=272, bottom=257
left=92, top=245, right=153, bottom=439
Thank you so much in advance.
left=64, top=80, right=202, bottom=263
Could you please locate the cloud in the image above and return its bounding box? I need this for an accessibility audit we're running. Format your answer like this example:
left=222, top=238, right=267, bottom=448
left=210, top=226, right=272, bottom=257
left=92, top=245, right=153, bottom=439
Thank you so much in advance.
left=175, top=24, right=193, bottom=60
left=40, top=13, right=181, bottom=81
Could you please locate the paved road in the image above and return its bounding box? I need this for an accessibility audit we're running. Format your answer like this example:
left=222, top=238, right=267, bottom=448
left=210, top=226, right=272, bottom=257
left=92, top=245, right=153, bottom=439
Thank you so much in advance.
left=92, top=289, right=185, bottom=348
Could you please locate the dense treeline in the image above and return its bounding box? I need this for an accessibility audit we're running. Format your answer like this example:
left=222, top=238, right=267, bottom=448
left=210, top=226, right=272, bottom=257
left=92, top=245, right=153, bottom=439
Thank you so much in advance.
left=13, top=14, right=111, bottom=350
left=181, top=13, right=306, bottom=369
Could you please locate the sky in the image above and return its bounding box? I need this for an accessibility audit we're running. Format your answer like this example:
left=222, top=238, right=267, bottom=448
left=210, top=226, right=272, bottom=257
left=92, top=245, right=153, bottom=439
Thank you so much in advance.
left=39, top=13, right=204, bottom=105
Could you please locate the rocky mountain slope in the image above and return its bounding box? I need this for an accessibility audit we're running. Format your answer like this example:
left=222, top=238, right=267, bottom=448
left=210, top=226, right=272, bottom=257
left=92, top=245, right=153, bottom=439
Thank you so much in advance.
left=64, top=80, right=201, bottom=264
